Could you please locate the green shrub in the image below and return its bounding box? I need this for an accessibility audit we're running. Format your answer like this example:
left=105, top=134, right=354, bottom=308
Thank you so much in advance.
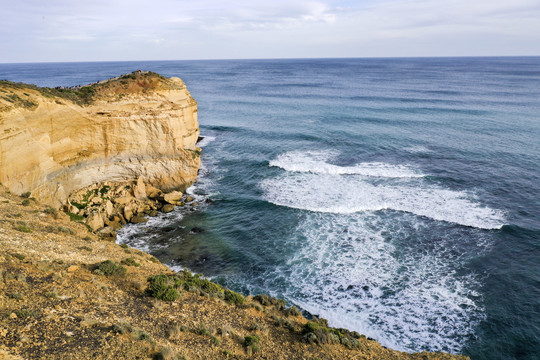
left=224, top=290, right=245, bottom=305
left=66, top=212, right=84, bottom=221
left=198, top=279, right=224, bottom=297
left=302, top=321, right=320, bottom=334
left=15, top=309, right=36, bottom=319
left=301, top=318, right=363, bottom=349
left=20, top=192, right=31, bottom=198
left=71, top=200, right=87, bottom=210
left=94, top=260, right=126, bottom=276
left=244, top=335, right=260, bottom=347
left=272, top=316, right=294, bottom=331
left=286, top=306, right=302, bottom=316
left=197, top=323, right=209, bottom=335
left=57, top=226, right=75, bottom=235
left=249, top=303, right=263, bottom=311
left=14, top=221, right=32, bottom=233
left=146, top=274, right=182, bottom=301
left=43, top=207, right=57, bottom=215
left=21, top=199, right=31, bottom=206
left=121, top=258, right=141, bottom=267
left=254, top=294, right=283, bottom=306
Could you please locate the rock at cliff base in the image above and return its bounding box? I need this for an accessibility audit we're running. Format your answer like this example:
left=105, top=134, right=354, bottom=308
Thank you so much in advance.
left=104, top=200, right=114, bottom=217
left=163, top=191, right=183, bottom=204
left=115, top=196, right=135, bottom=205
left=134, top=177, right=147, bottom=200
left=146, top=185, right=162, bottom=199
left=86, top=212, right=104, bottom=231
left=124, top=206, right=134, bottom=222
left=131, top=215, right=148, bottom=224
left=161, top=204, right=175, bottom=213
left=67, top=204, right=79, bottom=214
left=185, top=196, right=194, bottom=203
left=95, top=226, right=117, bottom=240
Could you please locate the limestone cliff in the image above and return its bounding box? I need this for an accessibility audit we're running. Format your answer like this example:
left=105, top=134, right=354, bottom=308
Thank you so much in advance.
left=0, top=72, right=200, bottom=207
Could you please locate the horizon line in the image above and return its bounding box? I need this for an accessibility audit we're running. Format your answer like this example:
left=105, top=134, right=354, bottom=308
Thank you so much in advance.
left=1, top=54, right=540, bottom=65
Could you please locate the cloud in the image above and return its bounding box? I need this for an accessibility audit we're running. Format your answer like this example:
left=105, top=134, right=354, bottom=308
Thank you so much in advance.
left=0, top=0, right=538, bottom=62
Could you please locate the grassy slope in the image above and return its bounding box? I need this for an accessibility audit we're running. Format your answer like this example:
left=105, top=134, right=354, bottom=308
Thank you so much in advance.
left=0, top=185, right=468, bottom=360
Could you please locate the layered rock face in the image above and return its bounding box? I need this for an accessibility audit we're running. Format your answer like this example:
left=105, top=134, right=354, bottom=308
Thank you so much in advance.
left=0, top=72, right=200, bottom=207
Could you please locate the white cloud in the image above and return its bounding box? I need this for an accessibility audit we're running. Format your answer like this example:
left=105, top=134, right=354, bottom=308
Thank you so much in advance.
left=0, top=0, right=538, bottom=62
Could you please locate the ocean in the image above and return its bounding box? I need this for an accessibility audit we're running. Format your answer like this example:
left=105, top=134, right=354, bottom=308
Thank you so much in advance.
left=1, top=57, right=539, bottom=360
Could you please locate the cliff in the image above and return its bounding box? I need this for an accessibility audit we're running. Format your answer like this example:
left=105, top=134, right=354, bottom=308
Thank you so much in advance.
left=0, top=71, right=200, bottom=208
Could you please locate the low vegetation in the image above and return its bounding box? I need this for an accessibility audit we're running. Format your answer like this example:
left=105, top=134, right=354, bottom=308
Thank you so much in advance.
left=301, top=318, right=365, bottom=349
left=94, top=260, right=127, bottom=276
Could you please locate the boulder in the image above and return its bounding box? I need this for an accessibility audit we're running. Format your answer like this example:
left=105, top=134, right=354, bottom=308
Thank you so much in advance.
left=146, top=185, right=162, bottom=200
left=104, top=218, right=123, bottom=230
left=124, top=205, right=134, bottom=222
left=86, top=212, right=104, bottom=231
left=114, top=196, right=135, bottom=205
left=137, top=204, right=151, bottom=215
left=133, top=177, right=147, bottom=200
left=95, top=226, right=117, bottom=240
left=67, top=203, right=79, bottom=214
left=161, top=204, right=175, bottom=213
left=185, top=196, right=194, bottom=203
left=131, top=215, right=148, bottom=224
left=104, top=200, right=114, bottom=217
left=163, top=191, right=183, bottom=204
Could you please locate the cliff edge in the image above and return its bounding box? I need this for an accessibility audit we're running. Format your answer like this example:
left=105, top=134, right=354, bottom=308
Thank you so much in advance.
left=0, top=71, right=200, bottom=207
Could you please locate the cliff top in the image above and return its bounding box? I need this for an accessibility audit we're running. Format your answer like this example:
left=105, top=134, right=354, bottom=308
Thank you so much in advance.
left=0, top=71, right=186, bottom=110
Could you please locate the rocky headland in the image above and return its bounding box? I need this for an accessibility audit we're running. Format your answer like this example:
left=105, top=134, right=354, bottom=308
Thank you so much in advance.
left=0, top=73, right=469, bottom=359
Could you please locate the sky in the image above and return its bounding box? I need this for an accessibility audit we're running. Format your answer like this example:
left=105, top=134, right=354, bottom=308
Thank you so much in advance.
left=1, top=0, right=540, bottom=63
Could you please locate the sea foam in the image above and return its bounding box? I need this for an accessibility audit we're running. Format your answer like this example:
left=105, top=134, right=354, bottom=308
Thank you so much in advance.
left=262, top=150, right=505, bottom=230
left=273, top=212, right=487, bottom=352
left=270, top=150, right=423, bottom=178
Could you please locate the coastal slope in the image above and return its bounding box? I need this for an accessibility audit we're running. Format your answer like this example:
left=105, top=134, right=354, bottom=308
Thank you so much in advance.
left=0, top=72, right=200, bottom=207
left=0, top=186, right=469, bottom=360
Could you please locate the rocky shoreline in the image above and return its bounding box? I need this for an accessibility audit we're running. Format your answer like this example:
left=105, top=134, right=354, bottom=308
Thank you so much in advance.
left=65, top=178, right=199, bottom=240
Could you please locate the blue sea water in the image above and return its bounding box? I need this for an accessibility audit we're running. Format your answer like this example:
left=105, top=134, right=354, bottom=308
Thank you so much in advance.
left=1, top=57, right=539, bottom=360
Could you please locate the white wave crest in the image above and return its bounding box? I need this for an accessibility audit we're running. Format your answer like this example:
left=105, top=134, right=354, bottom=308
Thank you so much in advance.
left=197, top=135, right=216, bottom=147
left=260, top=171, right=504, bottom=230
left=270, top=150, right=423, bottom=178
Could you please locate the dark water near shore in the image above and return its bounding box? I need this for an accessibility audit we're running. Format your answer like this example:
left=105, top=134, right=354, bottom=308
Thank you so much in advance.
left=1, top=57, right=539, bottom=359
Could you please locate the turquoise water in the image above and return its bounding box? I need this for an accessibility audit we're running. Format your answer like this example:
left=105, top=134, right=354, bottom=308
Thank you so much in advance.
left=1, top=57, right=539, bottom=359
